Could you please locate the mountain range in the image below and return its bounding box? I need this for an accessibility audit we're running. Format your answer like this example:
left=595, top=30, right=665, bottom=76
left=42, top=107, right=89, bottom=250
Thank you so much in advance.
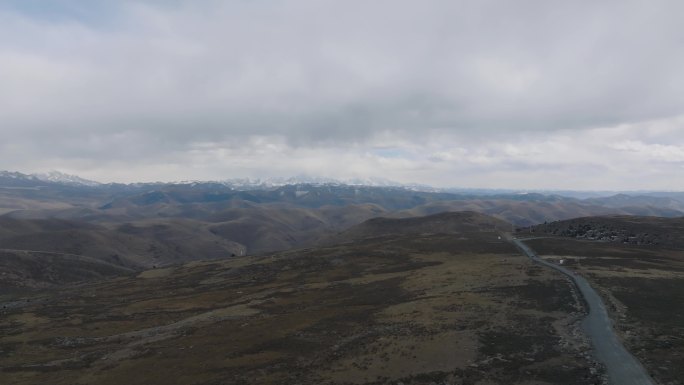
left=2, top=169, right=684, bottom=288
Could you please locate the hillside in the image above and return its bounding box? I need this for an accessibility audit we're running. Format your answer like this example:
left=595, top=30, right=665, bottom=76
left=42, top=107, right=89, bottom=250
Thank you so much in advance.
left=0, top=250, right=134, bottom=290
left=0, top=212, right=600, bottom=385
left=584, top=194, right=684, bottom=212
left=329, top=211, right=509, bottom=244
left=528, top=215, right=684, bottom=248
left=4, top=171, right=684, bottom=292
left=0, top=217, right=245, bottom=271
left=0, top=204, right=389, bottom=288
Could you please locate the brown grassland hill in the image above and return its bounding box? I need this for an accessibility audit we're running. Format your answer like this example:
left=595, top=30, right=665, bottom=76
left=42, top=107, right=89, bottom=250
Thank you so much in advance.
left=326, top=211, right=510, bottom=243
left=0, top=217, right=244, bottom=285
left=0, top=250, right=134, bottom=291
left=528, top=215, right=684, bottom=248
left=0, top=212, right=601, bottom=385
left=0, top=203, right=390, bottom=289
left=397, top=199, right=619, bottom=227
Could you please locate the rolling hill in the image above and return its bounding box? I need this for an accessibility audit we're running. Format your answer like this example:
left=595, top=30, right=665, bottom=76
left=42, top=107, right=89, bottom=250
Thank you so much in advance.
left=0, top=211, right=600, bottom=385
left=3, top=169, right=684, bottom=290
left=0, top=217, right=244, bottom=286
left=0, top=249, right=133, bottom=290
left=328, top=211, right=509, bottom=244
left=528, top=215, right=684, bottom=248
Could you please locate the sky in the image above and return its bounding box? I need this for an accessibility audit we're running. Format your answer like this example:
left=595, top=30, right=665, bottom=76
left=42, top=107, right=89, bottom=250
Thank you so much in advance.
left=1, top=0, right=684, bottom=190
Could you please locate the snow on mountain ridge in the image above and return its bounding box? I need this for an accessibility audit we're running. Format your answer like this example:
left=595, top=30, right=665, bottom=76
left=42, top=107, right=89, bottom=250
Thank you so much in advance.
left=0, top=171, right=38, bottom=180
left=32, top=171, right=101, bottom=186
left=0, top=170, right=432, bottom=191
left=218, top=176, right=411, bottom=189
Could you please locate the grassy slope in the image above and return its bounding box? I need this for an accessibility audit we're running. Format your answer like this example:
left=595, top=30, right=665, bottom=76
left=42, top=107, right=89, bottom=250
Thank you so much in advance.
left=0, top=203, right=389, bottom=271
left=529, top=215, right=684, bottom=248
left=0, top=250, right=134, bottom=290
left=1, top=219, right=599, bottom=385
left=328, top=211, right=510, bottom=243
left=0, top=218, right=245, bottom=271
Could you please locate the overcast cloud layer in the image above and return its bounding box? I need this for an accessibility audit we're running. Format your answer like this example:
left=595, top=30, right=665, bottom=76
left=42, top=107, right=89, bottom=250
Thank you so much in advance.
left=2, top=0, right=684, bottom=189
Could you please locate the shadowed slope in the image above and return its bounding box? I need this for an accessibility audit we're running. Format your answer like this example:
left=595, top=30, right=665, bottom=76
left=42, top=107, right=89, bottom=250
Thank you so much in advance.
left=328, top=211, right=510, bottom=243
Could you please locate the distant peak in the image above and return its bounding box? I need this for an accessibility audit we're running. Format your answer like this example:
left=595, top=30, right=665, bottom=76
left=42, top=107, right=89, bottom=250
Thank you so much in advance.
left=218, top=176, right=441, bottom=192
left=32, top=170, right=101, bottom=186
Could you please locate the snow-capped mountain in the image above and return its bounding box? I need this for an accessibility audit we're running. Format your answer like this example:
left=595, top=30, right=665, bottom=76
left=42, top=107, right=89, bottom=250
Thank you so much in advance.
left=0, top=170, right=101, bottom=187
left=0, top=171, right=43, bottom=188
left=0, top=171, right=39, bottom=180
left=219, top=176, right=410, bottom=190
left=32, top=171, right=101, bottom=186
left=1, top=168, right=437, bottom=191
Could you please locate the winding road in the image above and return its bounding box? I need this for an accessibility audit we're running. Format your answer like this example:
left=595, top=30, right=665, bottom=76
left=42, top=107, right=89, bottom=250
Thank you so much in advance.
left=512, top=238, right=654, bottom=385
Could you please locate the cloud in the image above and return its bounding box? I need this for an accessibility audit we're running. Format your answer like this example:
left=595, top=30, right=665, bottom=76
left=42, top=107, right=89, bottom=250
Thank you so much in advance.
left=1, top=1, right=683, bottom=188
left=611, top=141, right=684, bottom=163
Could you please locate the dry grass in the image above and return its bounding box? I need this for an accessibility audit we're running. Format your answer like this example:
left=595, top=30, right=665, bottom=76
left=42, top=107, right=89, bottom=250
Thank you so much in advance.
left=1, top=232, right=598, bottom=385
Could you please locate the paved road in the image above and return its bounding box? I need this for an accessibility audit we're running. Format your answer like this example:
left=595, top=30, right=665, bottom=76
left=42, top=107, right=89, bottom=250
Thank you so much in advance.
left=512, top=238, right=654, bottom=385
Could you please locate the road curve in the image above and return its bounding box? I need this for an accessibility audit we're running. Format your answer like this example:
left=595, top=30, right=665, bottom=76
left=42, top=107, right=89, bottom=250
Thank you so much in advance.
left=512, top=238, right=654, bottom=385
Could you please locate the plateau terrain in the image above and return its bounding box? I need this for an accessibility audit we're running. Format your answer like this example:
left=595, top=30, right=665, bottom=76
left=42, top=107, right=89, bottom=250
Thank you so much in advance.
left=1, top=212, right=600, bottom=385
left=1, top=172, right=682, bottom=384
